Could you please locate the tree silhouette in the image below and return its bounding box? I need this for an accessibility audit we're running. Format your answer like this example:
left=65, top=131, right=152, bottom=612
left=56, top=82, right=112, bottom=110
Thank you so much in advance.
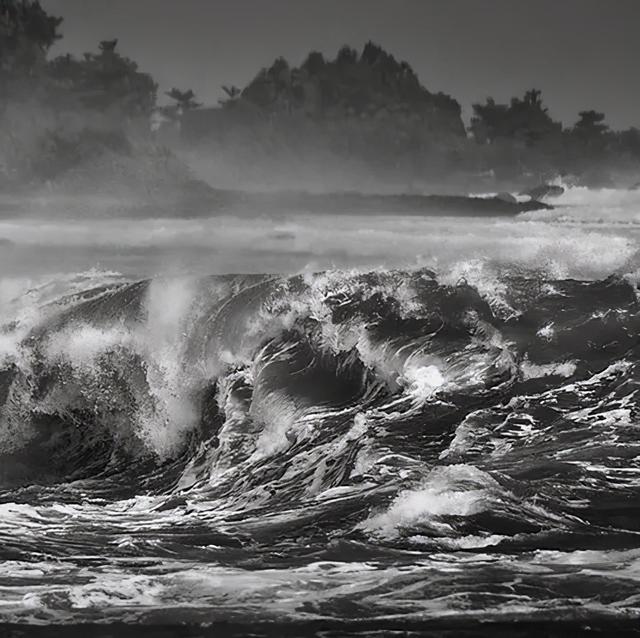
left=574, top=110, right=608, bottom=137
left=361, top=40, right=384, bottom=65
left=616, top=127, right=640, bottom=158
left=470, top=97, right=508, bottom=143
left=166, top=87, right=201, bottom=111
left=218, top=84, right=241, bottom=107
left=571, top=110, right=610, bottom=158
left=98, top=39, right=118, bottom=53
left=523, top=89, right=543, bottom=108
left=470, top=89, right=560, bottom=146
left=336, top=45, right=358, bottom=66
left=301, top=51, right=325, bottom=76
left=48, top=39, right=157, bottom=116
left=221, top=85, right=241, bottom=99
left=0, top=0, right=62, bottom=82
left=268, top=57, right=290, bottom=85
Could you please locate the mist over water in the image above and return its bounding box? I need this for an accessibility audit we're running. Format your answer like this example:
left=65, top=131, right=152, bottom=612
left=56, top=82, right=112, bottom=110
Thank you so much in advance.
left=1, top=183, right=639, bottom=280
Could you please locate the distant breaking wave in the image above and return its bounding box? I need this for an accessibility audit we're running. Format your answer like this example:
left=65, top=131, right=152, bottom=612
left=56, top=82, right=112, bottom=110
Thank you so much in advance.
left=519, top=181, right=640, bottom=225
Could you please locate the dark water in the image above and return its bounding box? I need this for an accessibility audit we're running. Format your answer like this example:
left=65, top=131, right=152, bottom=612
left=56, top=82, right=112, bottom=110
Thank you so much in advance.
left=0, top=267, right=639, bottom=635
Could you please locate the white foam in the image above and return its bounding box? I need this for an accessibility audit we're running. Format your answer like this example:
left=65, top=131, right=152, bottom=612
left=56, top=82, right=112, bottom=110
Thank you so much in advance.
left=25, top=277, right=208, bottom=459
left=400, top=364, right=446, bottom=401
left=360, top=464, right=498, bottom=539
left=521, top=359, right=577, bottom=380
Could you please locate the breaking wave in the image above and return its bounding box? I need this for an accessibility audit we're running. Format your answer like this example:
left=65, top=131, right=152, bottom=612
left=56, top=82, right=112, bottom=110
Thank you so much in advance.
left=0, top=267, right=637, bottom=501
left=0, top=257, right=639, bottom=628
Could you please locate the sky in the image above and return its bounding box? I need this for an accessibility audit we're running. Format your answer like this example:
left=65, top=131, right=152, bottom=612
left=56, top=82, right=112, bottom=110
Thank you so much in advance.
left=43, top=0, right=640, bottom=129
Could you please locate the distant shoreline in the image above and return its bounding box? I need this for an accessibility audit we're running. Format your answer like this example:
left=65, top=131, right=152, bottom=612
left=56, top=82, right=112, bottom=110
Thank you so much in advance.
left=0, top=189, right=551, bottom=220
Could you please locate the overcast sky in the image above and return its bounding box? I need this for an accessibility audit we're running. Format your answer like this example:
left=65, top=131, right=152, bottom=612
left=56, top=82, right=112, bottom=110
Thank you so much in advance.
left=43, top=0, right=640, bottom=129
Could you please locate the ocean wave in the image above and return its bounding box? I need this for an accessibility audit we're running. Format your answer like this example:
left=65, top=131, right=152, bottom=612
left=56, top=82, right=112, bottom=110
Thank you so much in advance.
left=0, top=265, right=638, bottom=624
left=0, top=267, right=636, bottom=488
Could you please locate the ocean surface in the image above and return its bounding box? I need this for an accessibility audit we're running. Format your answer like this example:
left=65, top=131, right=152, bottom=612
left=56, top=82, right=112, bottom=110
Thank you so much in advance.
left=0, top=184, right=639, bottom=635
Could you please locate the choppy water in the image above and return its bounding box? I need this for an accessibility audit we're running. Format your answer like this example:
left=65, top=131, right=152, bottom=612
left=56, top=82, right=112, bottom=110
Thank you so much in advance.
left=0, top=185, right=640, bottom=635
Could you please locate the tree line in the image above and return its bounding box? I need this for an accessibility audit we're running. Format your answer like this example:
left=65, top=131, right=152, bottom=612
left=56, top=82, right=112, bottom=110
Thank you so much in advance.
left=1, top=0, right=639, bottom=188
